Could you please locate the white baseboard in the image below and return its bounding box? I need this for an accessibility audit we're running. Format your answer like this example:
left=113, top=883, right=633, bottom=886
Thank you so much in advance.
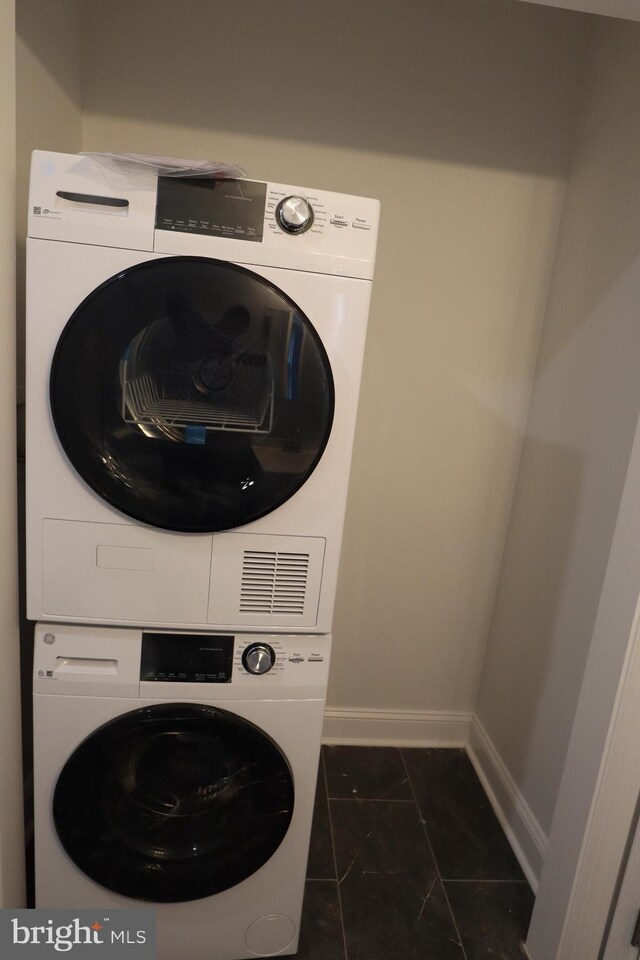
left=467, top=716, right=547, bottom=891
left=322, top=707, right=472, bottom=747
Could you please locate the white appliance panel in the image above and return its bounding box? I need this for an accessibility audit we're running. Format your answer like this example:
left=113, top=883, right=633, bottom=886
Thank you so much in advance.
left=33, top=624, right=330, bottom=960
left=26, top=151, right=377, bottom=633
left=28, top=151, right=156, bottom=251
left=27, top=241, right=370, bottom=632
left=42, top=519, right=213, bottom=624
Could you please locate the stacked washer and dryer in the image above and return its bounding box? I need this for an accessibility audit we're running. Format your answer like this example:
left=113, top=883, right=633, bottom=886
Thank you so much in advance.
left=25, top=151, right=378, bottom=959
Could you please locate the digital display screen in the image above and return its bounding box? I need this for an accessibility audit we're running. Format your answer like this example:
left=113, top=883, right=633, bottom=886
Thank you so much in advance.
left=155, top=177, right=267, bottom=242
left=141, top=633, right=234, bottom=683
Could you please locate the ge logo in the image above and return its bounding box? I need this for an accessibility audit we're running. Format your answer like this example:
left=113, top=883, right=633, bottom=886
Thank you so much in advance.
left=37, top=670, right=45, bottom=677
left=43, top=633, right=56, bottom=644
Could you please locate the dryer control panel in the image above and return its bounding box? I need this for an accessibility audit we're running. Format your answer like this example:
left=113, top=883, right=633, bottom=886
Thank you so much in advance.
left=27, top=152, right=379, bottom=280
left=154, top=175, right=379, bottom=279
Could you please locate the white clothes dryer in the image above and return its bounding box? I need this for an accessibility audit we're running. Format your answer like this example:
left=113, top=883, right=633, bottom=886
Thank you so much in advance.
left=26, top=151, right=379, bottom=633
left=33, top=622, right=329, bottom=960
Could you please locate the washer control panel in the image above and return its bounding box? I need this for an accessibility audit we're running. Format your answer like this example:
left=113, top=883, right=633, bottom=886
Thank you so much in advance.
left=233, top=635, right=326, bottom=678
left=33, top=624, right=331, bottom=698
left=138, top=632, right=325, bottom=681
left=141, top=632, right=234, bottom=683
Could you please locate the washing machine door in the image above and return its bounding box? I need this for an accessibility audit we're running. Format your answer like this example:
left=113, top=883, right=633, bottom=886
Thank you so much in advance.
left=50, top=257, right=334, bottom=532
left=52, top=703, right=295, bottom=903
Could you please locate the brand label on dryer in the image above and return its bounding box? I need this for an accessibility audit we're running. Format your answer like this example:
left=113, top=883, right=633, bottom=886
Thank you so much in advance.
left=32, top=205, right=62, bottom=221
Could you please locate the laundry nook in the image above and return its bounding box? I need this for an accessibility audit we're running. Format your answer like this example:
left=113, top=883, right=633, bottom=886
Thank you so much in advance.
left=2, top=2, right=640, bottom=959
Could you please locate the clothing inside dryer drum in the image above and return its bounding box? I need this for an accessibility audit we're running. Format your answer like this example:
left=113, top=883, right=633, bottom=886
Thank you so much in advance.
left=50, top=257, right=334, bottom=532
left=52, top=704, right=295, bottom=903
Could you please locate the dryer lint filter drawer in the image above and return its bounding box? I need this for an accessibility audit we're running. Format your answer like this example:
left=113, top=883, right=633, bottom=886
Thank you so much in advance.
left=42, top=519, right=212, bottom=623
left=208, top=532, right=325, bottom=629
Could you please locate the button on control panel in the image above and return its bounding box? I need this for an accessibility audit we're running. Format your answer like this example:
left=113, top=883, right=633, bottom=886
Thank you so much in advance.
left=275, top=196, right=314, bottom=235
left=234, top=636, right=330, bottom=678
left=264, top=183, right=377, bottom=250
left=242, top=642, right=276, bottom=675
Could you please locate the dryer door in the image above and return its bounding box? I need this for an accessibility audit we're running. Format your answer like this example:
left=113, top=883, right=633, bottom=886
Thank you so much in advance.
left=52, top=703, right=294, bottom=903
left=50, top=256, right=334, bottom=532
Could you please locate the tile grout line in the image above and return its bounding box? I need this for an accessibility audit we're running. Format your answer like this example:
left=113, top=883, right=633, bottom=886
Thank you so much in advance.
left=400, top=748, right=469, bottom=960
left=327, top=796, right=416, bottom=803
left=322, top=748, right=350, bottom=960
left=442, top=878, right=531, bottom=884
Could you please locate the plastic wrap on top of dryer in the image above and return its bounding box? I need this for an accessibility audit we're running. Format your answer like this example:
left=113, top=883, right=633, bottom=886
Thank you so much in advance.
left=25, top=150, right=379, bottom=633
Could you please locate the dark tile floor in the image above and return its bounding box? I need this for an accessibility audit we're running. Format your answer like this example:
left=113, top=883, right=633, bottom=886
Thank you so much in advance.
left=299, top=746, right=534, bottom=960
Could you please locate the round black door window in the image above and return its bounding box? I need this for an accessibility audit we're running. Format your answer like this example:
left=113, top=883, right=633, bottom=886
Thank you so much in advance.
left=53, top=704, right=295, bottom=903
left=50, top=257, right=334, bottom=532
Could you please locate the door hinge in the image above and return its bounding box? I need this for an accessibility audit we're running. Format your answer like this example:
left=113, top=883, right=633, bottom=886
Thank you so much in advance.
left=631, top=908, right=640, bottom=948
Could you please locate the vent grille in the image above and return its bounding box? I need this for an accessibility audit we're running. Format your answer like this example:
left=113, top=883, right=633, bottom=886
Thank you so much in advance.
left=240, top=550, right=310, bottom=616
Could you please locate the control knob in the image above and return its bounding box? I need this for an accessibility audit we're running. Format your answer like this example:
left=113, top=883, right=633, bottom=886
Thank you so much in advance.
left=242, top=642, right=276, bottom=675
left=275, top=196, right=314, bottom=235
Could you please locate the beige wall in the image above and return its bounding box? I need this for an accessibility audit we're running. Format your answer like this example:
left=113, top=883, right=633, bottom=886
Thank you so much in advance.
left=518, top=0, right=640, bottom=21
left=0, top=0, right=25, bottom=908
left=81, top=0, right=590, bottom=715
left=476, top=17, right=640, bottom=836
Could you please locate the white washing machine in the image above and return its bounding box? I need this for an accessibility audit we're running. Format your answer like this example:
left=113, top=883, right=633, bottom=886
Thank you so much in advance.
left=26, top=151, right=378, bottom=633
left=33, top=622, right=329, bottom=959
